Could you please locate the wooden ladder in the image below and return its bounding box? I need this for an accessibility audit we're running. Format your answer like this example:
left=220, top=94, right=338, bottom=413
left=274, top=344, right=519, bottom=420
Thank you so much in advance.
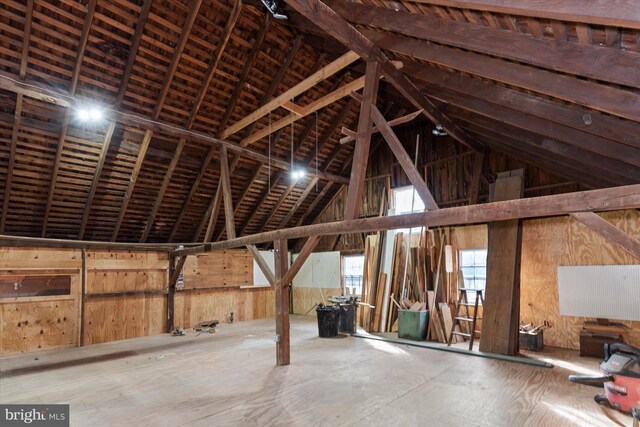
left=448, top=288, right=484, bottom=351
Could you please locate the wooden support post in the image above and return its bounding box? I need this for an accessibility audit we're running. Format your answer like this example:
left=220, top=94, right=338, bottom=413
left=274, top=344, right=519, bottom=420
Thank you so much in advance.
left=167, top=254, right=188, bottom=332
left=80, top=248, right=86, bottom=346
left=479, top=170, right=524, bottom=355
left=344, top=61, right=381, bottom=220
left=220, top=145, right=236, bottom=239
left=469, top=151, right=485, bottom=204
left=274, top=239, right=290, bottom=366
left=570, top=212, right=640, bottom=260
left=279, top=236, right=321, bottom=287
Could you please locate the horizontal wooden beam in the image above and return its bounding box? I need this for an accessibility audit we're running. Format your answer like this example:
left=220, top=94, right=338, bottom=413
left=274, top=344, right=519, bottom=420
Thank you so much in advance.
left=222, top=50, right=360, bottom=138
left=340, top=109, right=423, bottom=144
left=0, top=234, right=177, bottom=251
left=569, top=212, right=640, bottom=260
left=0, top=74, right=349, bottom=185
left=365, top=30, right=640, bottom=123
left=408, top=0, right=640, bottom=30
left=284, top=0, right=483, bottom=152
left=174, top=183, right=640, bottom=256
left=240, top=75, right=370, bottom=147
left=328, top=0, right=640, bottom=88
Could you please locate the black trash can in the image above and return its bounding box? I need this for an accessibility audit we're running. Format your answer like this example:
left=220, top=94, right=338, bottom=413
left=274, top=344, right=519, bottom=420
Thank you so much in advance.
left=316, top=305, right=340, bottom=338
left=338, top=303, right=357, bottom=334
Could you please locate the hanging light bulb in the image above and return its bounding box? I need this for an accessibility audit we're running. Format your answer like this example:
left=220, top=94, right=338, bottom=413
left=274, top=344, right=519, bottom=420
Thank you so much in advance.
left=76, top=104, right=105, bottom=123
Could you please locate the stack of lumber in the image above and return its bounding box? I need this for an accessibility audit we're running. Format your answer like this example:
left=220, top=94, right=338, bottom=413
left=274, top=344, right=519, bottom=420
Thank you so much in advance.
left=358, top=226, right=461, bottom=342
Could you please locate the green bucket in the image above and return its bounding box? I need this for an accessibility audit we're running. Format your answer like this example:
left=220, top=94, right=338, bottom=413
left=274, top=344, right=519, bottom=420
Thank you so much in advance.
left=397, top=309, right=428, bottom=341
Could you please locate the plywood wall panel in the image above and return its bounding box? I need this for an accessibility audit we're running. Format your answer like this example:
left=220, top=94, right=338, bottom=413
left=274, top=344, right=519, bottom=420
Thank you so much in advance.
left=291, top=288, right=342, bottom=316
left=183, top=250, right=253, bottom=289
left=1, top=298, right=78, bottom=354
left=173, top=288, right=275, bottom=328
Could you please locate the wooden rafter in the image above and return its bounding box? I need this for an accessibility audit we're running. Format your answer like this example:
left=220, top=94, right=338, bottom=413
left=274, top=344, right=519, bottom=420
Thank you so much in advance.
left=278, top=178, right=319, bottom=228
left=0, top=77, right=350, bottom=185
left=139, top=140, right=186, bottom=242
left=261, top=179, right=300, bottom=228
left=219, top=146, right=236, bottom=239
left=78, top=122, right=117, bottom=239
left=403, top=64, right=640, bottom=150
left=111, top=130, right=153, bottom=240
left=569, top=212, right=640, bottom=260
left=42, top=0, right=97, bottom=237
left=328, top=0, right=640, bottom=88
left=241, top=74, right=369, bottom=147
left=222, top=50, right=359, bottom=139
left=284, top=0, right=482, bottom=152
left=199, top=155, right=241, bottom=242
left=367, top=31, right=640, bottom=123
left=1, top=0, right=32, bottom=233
left=295, top=181, right=333, bottom=226
left=408, top=0, right=640, bottom=29
left=218, top=14, right=271, bottom=133
left=175, top=183, right=640, bottom=256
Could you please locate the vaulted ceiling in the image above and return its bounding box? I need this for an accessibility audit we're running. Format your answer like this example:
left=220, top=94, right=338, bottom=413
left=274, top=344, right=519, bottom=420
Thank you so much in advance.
left=0, top=0, right=638, bottom=244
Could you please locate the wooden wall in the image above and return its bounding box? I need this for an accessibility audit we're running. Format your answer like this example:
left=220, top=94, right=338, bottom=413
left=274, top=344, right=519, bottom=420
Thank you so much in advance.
left=448, top=210, right=640, bottom=350
left=83, top=250, right=169, bottom=345
left=0, top=248, right=82, bottom=355
left=1, top=247, right=275, bottom=355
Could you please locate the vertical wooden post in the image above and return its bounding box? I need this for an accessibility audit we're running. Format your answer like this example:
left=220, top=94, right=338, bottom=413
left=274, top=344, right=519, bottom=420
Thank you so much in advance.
left=468, top=152, right=485, bottom=205
left=80, top=248, right=86, bottom=346
left=274, top=239, right=290, bottom=366
left=167, top=254, right=176, bottom=333
left=344, top=61, right=381, bottom=220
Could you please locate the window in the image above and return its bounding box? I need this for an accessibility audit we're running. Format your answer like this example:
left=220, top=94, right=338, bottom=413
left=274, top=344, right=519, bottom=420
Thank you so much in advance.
left=392, top=186, right=426, bottom=234
left=0, top=275, right=72, bottom=298
left=458, top=249, right=487, bottom=291
left=343, top=255, right=364, bottom=296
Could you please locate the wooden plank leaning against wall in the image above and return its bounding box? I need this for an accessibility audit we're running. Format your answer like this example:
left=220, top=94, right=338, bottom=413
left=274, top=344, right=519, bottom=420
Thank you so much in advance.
left=0, top=247, right=275, bottom=355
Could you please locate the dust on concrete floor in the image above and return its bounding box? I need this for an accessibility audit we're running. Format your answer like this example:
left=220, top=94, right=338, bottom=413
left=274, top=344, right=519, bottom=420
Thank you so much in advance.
left=0, top=316, right=631, bottom=426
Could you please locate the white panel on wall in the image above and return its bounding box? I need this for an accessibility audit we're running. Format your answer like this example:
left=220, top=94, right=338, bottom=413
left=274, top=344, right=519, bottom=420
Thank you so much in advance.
left=292, top=251, right=341, bottom=289
left=557, top=265, right=640, bottom=321
left=253, top=250, right=276, bottom=286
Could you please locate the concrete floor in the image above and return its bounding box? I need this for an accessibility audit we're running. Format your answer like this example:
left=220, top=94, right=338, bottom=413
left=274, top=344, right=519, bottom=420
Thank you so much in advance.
left=0, top=316, right=632, bottom=426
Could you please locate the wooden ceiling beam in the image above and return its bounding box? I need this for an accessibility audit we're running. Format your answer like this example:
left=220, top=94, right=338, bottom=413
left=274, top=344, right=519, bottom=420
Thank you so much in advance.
left=223, top=50, right=359, bottom=139
left=295, top=182, right=334, bottom=226
left=175, top=183, right=640, bottom=256
left=278, top=177, right=319, bottom=228
left=407, top=0, right=640, bottom=30
left=2, top=0, right=32, bottom=233
left=219, top=146, right=237, bottom=239
left=218, top=14, right=271, bottom=134
left=78, top=121, right=116, bottom=239
left=111, top=130, right=153, bottom=241
left=403, top=63, right=640, bottom=150
left=0, top=79, right=350, bottom=187
left=238, top=170, right=285, bottom=235
left=284, top=0, right=483, bottom=152
left=115, top=0, right=153, bottom=106
left=366, top=30, right=640, bottom=123
left=241, top=74, right=368, bottom=147
left=201, top=154, right=241, bottom=242
left=153, top=0, right=204, bottom=121
left=168, top=147, right=217, bottom=241
left=240, top=36, right=304, bottom=140
left=42, top=0, right=97, bottom=237
left=570, top=212, right=640, bottom=260
left=340, top=109, right=422, bottom=144
left=433, top=98, right=640, bottom=182
left=140, top=139, right=186, bottom=242
left=260, top=179, right=301, bottom=229
left=327, top=0, right=640, bottom=88
left=460, top=121, right=624, bottom=188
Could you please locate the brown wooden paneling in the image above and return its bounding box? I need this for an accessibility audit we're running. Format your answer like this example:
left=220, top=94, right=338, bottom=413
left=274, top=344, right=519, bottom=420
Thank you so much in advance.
left=183, top=249, right=253, bottom=289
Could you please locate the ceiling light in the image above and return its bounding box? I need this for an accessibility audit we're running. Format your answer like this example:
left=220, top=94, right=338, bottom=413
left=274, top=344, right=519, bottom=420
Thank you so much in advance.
left=432, top=124, right=448, bottom=136
left=76, top=105, right=104, bottom=123
left=291, top=169, right=305, bottom=180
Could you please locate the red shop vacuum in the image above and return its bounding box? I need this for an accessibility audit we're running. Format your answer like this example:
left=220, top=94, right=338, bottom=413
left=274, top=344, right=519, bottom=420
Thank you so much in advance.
left=569, top=343, right=640, bottom=414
